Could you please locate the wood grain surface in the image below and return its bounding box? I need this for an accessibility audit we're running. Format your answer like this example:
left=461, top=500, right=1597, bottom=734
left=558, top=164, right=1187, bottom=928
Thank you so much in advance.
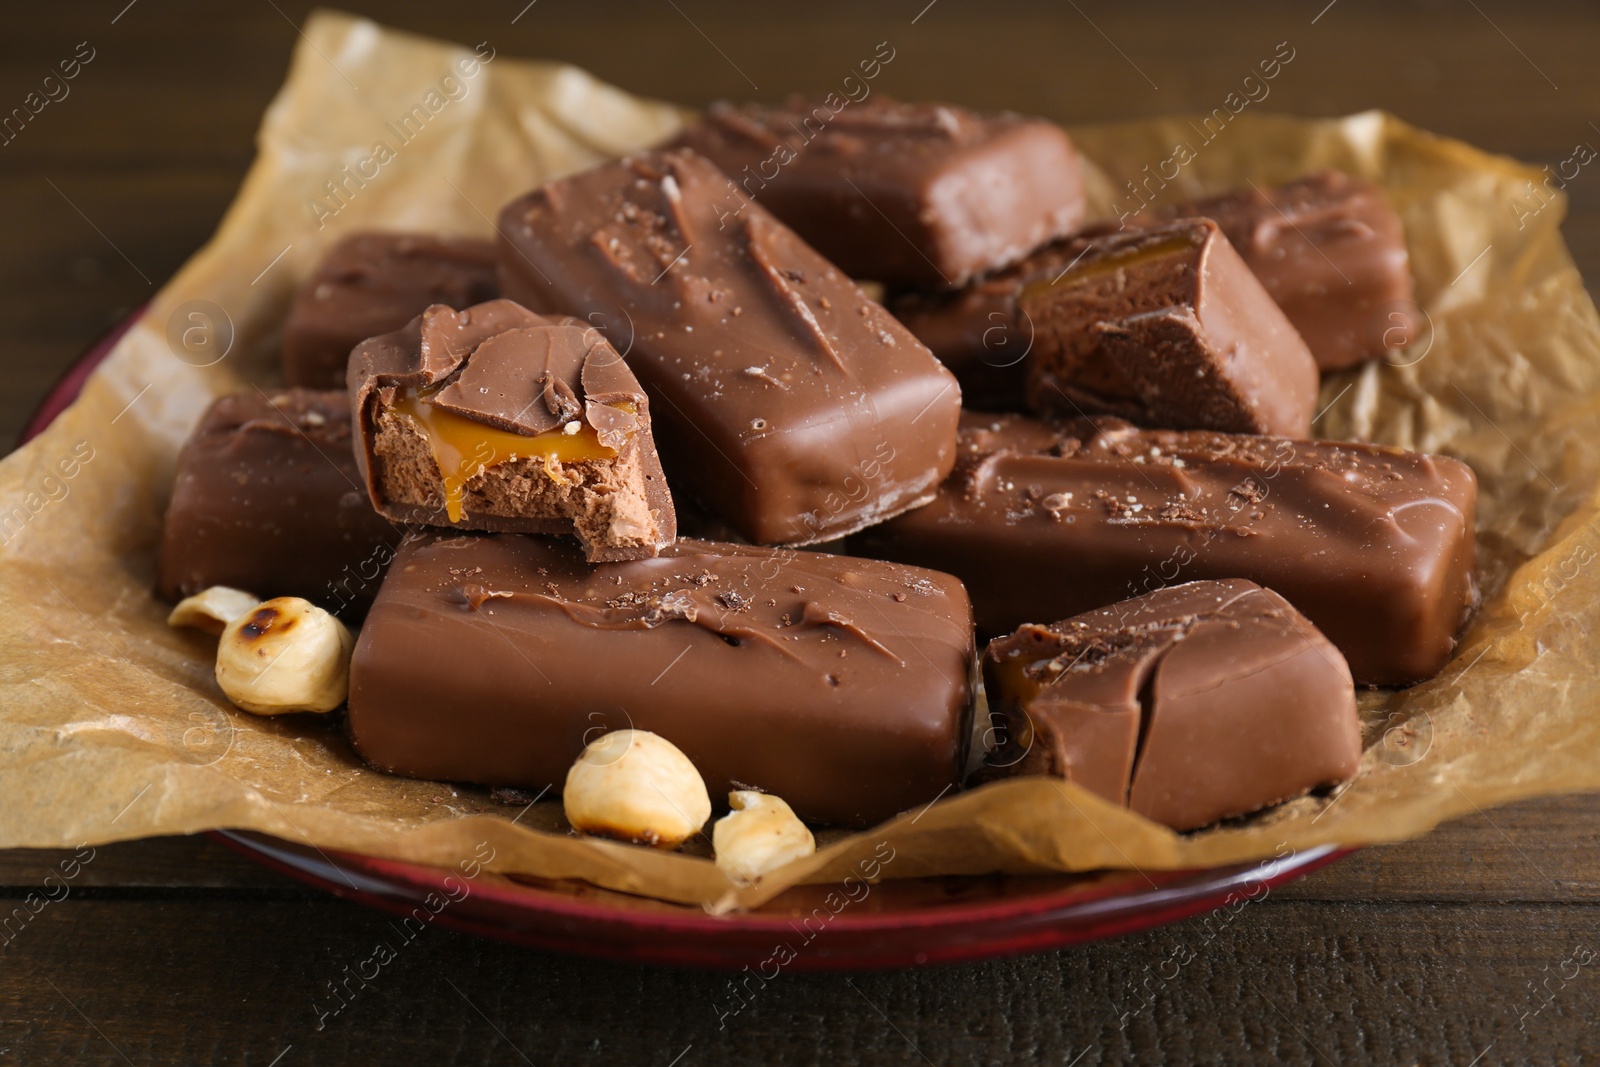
left=3, top=2, right=1598, bottom=1063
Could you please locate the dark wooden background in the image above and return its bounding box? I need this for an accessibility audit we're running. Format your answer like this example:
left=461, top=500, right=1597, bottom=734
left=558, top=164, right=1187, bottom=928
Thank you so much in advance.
left=4, top=2, right=1599, bottom=1063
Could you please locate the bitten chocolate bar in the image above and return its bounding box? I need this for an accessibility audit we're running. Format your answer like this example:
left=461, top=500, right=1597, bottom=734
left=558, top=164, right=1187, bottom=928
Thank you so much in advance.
left=983, top=579, right=1361, bottom=831
left=852, top=413, right=1478, bottom=686
left=672, top=97, right=1086, bottom=288
left=156, top=389, right=402, bottom=616
left=282, top=233, right=499, bottom=388
left=349, top=299, right=675, bottom=562
left=1021, top=218, right=1319, bottom=437
left=347, top=534, right=976, bottom=827
left=496, top=148, right=962, bottom=545
left=1157, top=171, right=1418, bottom=371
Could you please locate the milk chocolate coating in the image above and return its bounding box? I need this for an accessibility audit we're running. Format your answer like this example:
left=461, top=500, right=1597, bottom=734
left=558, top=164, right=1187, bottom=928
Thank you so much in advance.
left=156, top=389, right=403, bottom=616
left=496, top=148, right=962, bottom=546
left=348, top=299, right=675, bottom=561
left=1022, top=218, right=1319, bottom=437
left=852, top=413, right=1478, bottom=686
left=1157, top=171, right=1418, bottom=371
left=347, top=533, right=976, bottom=827
left=671, top=97, right=1086, bottom=288
left=983, top=579, right=1361, bottom=831
left=283, top=233, right=500, bottom=388
left=891, top=170, right=1415, bottom=394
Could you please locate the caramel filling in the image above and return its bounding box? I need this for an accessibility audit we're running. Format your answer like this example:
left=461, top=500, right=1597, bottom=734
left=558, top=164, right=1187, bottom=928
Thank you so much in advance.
left=393, top=388, right=630, bottom=522
left=1019, top=235, right=1199, bottom=303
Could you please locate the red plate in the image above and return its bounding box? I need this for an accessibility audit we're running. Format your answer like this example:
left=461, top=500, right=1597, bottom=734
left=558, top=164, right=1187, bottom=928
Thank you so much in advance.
left=23, top=315, right=1352, bottom=970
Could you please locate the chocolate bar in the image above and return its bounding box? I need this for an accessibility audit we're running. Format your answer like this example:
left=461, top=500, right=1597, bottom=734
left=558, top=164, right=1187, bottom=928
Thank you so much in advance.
left=156, top=389, right=403, bottom=616
left=672, top=97, right=1085, bottom=288
left=282, top=233, right=499, bottom=388
left=852, top=413, right=1478, bottom=686
left=983, top=579, right=1361, bottom=831
left=1157, top=171, right=1418, bottom=371
left=1021, top=218, right=1319, bottom=437
left=349, top=299, right=675, bottom=562
left=496, top=148, right=962, bottom=546
left=891, top=171, right=1415, bottom=390
left=347, top=533, right=976, bottom=827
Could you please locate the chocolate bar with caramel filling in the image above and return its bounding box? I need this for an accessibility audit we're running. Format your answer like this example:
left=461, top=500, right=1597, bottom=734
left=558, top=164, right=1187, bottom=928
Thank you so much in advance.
left=349, top=299, right=675, bottom=562
left=496, top=148, right=961, bottom=546
left=671, top=96, right=1086, bottom=288
left=1156, top=171, right=1418, bottom=371
left=283, top=233, right=500, bottom=388
left=346, top=533, right=976, bottom=827
left=982, top=579, right=1361, bottom=831
left=852, top=413, right=1478, bottom=686
left=890, top=171, right=1415, bottom=396
left=1021, top=218, right=1319, bottom=437
left=156, top=389, right=402, bottom=616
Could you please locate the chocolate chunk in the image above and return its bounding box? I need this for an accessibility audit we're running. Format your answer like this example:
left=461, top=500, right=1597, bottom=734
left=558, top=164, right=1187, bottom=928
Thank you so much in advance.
left=347, top=533, right=976, bottom=827
left=1158, top=171, right=1418, bottom=371
left=851, top=413, right=1478, bottom=686
left=983, top=579, right=1361, bottom=831
left=156, top=389, right=403, bottom=617
left=496, top=148, right=962, bottom=545
left=672, top=97, right=1086, bottom=288
left=282, top=233, right=500, bottom=388
left=1021, top=218, right=1319, bottom=437
left=349, top=300, right=675, bottom=562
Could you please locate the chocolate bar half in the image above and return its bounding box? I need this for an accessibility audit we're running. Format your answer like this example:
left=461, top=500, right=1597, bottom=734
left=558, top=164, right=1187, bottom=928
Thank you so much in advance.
left=349, top=299, right=674, bottom=562
left=1157, top=171, right=1418, bottom=371
left=347, top=533, right=976, bottom=827
left=283, top=233, right=499, bottom=388
left=156, top=389, right=403, bottom=617
left=891, top=171, right=1416, bottom=391
left=1021, top=218, right=1319, bottom=437
left=852, top=413, right=1478, bottom=686
left=496, top=148, right=962, bottom=546
left=672, top=97, right=1086, bottom=288
left=983, top=579, right=1361, bottom=831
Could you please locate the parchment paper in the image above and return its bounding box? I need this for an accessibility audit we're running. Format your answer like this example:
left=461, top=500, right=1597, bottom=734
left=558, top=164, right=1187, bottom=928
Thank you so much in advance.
left=3, top=12, right=1598, bottom=912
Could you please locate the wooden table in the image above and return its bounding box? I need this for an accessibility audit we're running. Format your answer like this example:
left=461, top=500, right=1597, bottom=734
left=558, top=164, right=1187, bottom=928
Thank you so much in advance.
left=3, top=2, right=1597, bottom=1062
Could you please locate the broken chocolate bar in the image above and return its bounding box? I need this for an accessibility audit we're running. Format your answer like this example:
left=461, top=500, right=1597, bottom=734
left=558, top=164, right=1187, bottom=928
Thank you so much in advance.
left=348, top=299, right=675, bottom=562
left=347, top=533, right=976, bottom=827
left=1157, top=171, right=1418, bottom=371
left=1021, top=218, right=1319, bottom=437
left=672, top=96, right=1086, bottom=288
left=983, top=579, right=1361, bottom=831
left=496, top=148, right=962, bottom=546
left=156, top=389, right=403, bottom=616
left=282, top=232, right=499, bottom=389
left=892, top=171, right=1416, bottom=390
left=851, top=413, right=1478, bottom=686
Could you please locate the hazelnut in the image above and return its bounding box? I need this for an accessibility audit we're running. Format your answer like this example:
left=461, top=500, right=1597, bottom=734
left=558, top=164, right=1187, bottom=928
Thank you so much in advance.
left=713, top=790, right=815, bottom=882
left=215, top=597, right=353, bottom=715
left=167, top=586, right=261, bottom=636
left=563, top=730, right=710, bottom=849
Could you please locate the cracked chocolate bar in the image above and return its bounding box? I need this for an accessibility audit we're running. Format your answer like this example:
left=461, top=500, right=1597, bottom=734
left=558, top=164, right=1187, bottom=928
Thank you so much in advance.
left=852, top=413, right=1478, bottom=686
left=347, top=533, right=976, bottom=827
left=982, top=579, right=1361, bottom=831
left=496, top=148, right=961, bottom=545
